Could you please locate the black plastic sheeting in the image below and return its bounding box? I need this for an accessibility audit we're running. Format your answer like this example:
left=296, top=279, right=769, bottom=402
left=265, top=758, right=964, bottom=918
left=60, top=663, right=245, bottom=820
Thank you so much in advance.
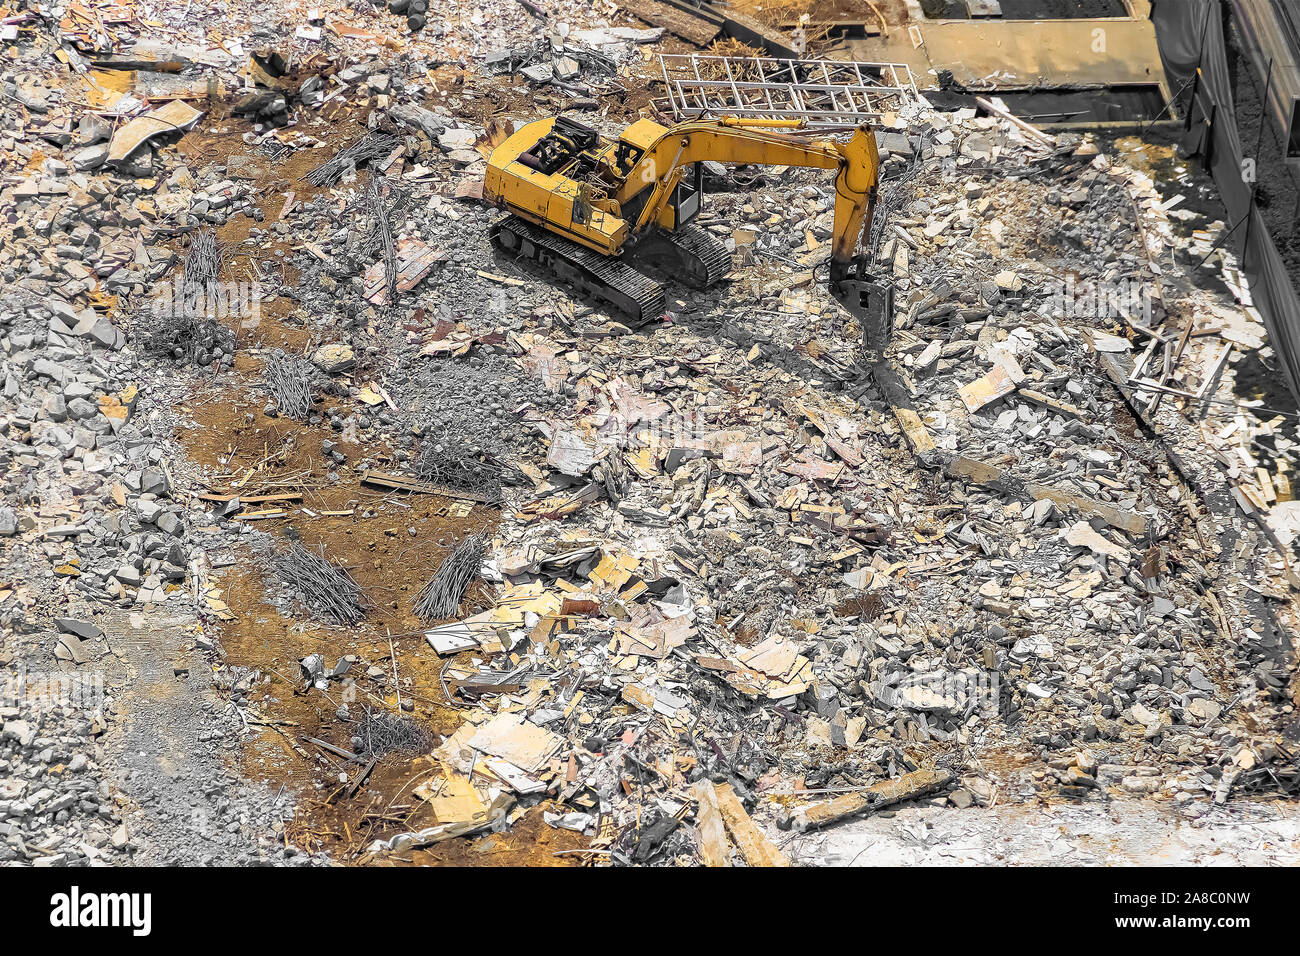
left=1152, top=0, right=1300, bottom=404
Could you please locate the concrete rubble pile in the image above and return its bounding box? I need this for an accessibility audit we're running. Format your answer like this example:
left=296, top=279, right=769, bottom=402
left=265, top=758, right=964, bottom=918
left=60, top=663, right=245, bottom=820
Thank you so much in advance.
left=0, top=0, right=1297, bottom=867
left=356, top=114, right=1300, bottom=860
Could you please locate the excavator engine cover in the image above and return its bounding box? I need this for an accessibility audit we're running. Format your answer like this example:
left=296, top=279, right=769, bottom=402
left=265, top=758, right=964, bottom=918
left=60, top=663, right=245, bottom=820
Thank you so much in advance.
left=517, top=116, right=600, bottom=175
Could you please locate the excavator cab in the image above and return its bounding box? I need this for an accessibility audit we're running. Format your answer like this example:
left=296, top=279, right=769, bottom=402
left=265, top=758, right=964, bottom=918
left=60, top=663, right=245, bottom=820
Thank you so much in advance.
left=611, top=139, right=644, bottom=177
left=670, top=163, right=702, bottom=227
left=621, top=162, right=703, bottom=232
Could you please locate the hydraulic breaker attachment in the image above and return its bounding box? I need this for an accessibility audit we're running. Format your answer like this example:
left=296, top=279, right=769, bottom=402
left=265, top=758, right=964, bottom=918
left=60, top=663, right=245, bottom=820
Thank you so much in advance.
left=830, top=257, right=894, bottom=359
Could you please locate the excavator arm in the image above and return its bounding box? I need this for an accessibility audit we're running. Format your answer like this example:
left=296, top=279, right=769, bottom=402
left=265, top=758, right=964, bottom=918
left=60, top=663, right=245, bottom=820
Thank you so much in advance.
left=622, top=119, right=892, bottom=350
left=619, top=120, right=880, bottom=271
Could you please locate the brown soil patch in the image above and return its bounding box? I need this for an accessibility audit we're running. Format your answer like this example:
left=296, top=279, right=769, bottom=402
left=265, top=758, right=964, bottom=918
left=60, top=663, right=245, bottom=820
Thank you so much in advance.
left=231, top=296, right=317, bottom=354
left=284, top=754, right=589, bottom=865
left=728, top=0, right=907, bottom=26
left=171, top=105, right=376, bottom=328
left=175, top=375, right=584, bottom=863
left=178, top=383, right=378, bottom=475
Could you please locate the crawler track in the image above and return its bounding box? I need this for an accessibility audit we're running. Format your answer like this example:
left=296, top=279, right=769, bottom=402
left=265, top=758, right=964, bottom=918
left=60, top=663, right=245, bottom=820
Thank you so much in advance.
left=659, top=223, right=733, bottom=289
left=628, top=222, right=733, bottom=290
left=490, top=216, right=666, bottom=326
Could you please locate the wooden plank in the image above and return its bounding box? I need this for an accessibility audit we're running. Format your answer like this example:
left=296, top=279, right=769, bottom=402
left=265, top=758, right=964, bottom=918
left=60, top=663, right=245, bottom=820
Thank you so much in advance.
left=197, top=491, right=303, bottom=504
left=944, top=455, right=1147, bottom=536
left=894, top=406, right=936, bottom=455
left=619, top=0, right=719, bottom=45
left=1197, top=343, right=1233, bottom=399
left=974, top=95, right=1056, bottom=146
left=1018, top=388, right=1083, bottom=419
left=786, top=768, right=953, bottom=831
left=714, top=782, right=790, bottom=867
left=360, top=470, right=496, bottom=505
left=944, top=455, right=1002, bottom=485
left=1022, top=480, right=1147, bottom=537
left=869, top=360, right=936, bottom=457
left=690, top=780, right=731, bottom=867
left=958, top=362, right=1020, bottom=412
left=232, top=508, right=290, bottom=521
left=345, top=756, right=378, bottom=799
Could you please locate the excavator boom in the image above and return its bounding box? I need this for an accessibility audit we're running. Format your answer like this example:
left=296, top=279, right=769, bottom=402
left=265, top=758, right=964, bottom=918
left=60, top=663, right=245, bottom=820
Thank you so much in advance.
left=617, top=120, right=880, bottom=273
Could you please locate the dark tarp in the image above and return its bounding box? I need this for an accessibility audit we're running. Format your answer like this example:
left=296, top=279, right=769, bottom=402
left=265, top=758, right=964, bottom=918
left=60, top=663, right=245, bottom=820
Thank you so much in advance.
left=1151, top=0, right=1300, bottom=402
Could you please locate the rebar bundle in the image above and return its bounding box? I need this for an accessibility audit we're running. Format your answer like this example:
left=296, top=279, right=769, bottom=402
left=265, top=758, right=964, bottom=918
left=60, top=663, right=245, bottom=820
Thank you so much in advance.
left=413, top=534, right=485, bottom=622
left=366, top=174, right=397, bottom=307
left=183, top=227, right=224, bottom=289
left=137, top=228, right=236, bottom=366
left=414, top=428, right=503, bottom=500
left=303, top=133, right=401, bottom=187
left=274, top=544, right=366, bottom=625
left=264, top=349, right=319, bottom=418
left=137, top=307, right=235, bottom=366
left=353, top=709, right=432, bottom=759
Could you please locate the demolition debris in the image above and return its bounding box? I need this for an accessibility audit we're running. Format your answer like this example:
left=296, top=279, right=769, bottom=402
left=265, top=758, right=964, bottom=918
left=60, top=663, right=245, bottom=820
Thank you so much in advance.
left=1, top=0, right=1297, bottom=872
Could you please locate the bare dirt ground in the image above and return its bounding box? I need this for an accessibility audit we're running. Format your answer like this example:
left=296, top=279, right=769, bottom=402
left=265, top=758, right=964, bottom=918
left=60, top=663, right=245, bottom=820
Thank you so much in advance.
left=97, top=606, right=294, bottom=865
left=168, top=339, right=588, bottom=864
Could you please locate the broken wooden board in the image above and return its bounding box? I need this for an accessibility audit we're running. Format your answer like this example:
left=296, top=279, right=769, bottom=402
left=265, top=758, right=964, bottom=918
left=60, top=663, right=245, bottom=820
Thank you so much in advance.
left=944, top=455, right=1147, bottom=537
left=196, top=491, right=302, bottom=504
left=785, top=768, right=954, bottom=831
left=691, top=780, right=731, bottom=867
left=894, top=406, right=936, bottom=455
left=481, top=757, right=546, bottom=795
left=360, top=470, right=497, bottom=505
left=517, top=480, right=603, bottom=523
left=613, top=614, right=693, bottom=659
left=107, top=99, right=202, bottom=163
left=868, top=359, right=937, bottom=457
left=418, top=769, right=485, bottom=822
left=619, top=0, right=720, bottom=46
left=1023, top=479, right=1146, bottom=537
left=1018, top=388, right=1082, bottom=419
left=958, top=358, right=1024, bottom=413
left=714, top=782, right=790, bottom=867
left=363, top=239, right=445, bottom=304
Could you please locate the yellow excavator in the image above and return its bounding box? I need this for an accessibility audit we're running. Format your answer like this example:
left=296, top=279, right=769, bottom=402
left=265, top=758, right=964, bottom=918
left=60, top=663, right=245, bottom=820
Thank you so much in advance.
left=484, top=114, right=891, bottom=343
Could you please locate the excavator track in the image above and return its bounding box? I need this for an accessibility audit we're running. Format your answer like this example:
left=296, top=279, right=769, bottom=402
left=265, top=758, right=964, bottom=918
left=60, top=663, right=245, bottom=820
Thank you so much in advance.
left=490, top=216, right=666, bottom=326
left=662, top=223, right=733, bottom=289
left=628, top=223, right=733, bottom=290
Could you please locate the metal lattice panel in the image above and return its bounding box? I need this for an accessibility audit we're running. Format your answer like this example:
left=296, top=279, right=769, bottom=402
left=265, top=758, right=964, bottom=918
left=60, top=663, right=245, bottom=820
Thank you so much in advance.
left=657, top=53, right=920, bottom=128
